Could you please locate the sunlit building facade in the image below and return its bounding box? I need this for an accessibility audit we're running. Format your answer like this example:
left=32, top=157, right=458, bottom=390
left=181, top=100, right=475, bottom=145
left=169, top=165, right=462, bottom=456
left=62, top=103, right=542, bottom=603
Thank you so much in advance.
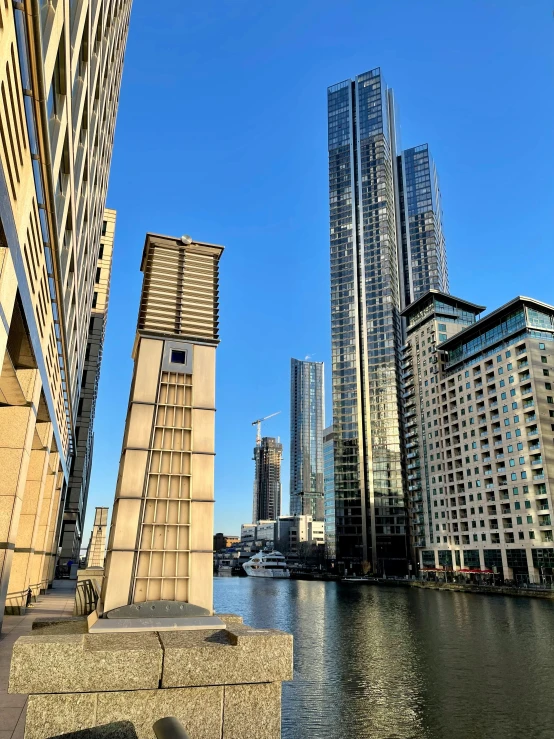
left=0, top=0, right=131, bottom=626
left=403, top=291, right=554, bottom=583
left=327, top=67, right=448, bottom=573
left=289, top=358, right=325, bottom=519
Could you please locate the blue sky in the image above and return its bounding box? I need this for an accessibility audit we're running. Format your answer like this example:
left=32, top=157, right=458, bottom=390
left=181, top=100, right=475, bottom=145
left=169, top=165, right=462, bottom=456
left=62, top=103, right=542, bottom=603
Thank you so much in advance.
left=85, top=0, right=553, bottom=541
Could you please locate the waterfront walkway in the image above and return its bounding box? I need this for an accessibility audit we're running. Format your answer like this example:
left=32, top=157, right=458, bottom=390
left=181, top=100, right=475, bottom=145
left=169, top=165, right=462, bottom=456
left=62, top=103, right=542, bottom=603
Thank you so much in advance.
left=0, top=581, right=75, bottom=739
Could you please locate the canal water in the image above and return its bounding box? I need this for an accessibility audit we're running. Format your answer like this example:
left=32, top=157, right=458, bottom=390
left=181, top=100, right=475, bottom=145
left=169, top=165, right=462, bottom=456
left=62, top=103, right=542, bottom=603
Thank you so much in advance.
left=214, top=577, right=554, bottom=739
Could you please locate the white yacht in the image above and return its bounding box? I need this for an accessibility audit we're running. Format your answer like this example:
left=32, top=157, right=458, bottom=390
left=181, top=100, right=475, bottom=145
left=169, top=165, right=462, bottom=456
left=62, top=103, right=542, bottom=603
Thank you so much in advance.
left=242, top=551, right=290, bottom=578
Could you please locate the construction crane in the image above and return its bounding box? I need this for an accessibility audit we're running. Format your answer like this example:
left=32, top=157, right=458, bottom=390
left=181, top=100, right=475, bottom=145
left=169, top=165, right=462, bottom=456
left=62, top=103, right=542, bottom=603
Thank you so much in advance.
left=252, top=411, right=281, bottom=446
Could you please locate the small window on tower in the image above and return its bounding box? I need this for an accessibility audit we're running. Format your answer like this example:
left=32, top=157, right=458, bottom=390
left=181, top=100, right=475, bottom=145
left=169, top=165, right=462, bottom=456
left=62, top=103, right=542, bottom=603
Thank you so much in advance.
left=171, top=349, right=187, bottom=364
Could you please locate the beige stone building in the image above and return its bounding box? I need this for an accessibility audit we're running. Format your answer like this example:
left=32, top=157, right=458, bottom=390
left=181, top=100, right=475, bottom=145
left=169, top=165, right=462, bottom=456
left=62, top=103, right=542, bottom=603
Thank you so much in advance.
left=101, top=233, right=223, bottom=615
left=0, top=0, right=131, bottom=627
left=403, top=290, right=554, bottom=583
left=85, top=506, right=108, bottom=567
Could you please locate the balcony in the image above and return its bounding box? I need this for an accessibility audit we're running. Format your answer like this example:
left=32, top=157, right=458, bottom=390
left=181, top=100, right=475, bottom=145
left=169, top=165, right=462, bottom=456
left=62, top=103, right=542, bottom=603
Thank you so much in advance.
left=495, top=453, right=504, bottom=460
left=525, top=415, right=537, bottom=423
left=523, top=400, right=535, bottom=409
left=528, top=428, right=539, bottom=437
left=518, top=361, right=529, bottom=369
left=533, top=473, right=546, bottom=481
left=539, top=516, right=552, bottom=527
left=529, top=443, right=541, bottom=452
left=516, top=346, right=527, bottom=355
left=497, top=466, right=506, bottom=473
left=480, top=431, right=489, bottom=438
left=531, top=457, right=543, bottom=466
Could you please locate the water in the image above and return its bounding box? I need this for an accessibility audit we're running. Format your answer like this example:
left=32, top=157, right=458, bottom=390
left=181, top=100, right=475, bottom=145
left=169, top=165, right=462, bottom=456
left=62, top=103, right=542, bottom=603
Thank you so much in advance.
left=214, top=577, right=554, bottom=739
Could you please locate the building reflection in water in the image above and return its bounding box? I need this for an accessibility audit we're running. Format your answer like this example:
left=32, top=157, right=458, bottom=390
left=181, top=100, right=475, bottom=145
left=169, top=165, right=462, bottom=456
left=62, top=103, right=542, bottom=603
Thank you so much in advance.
left=214, top=578, right=554, bottom=739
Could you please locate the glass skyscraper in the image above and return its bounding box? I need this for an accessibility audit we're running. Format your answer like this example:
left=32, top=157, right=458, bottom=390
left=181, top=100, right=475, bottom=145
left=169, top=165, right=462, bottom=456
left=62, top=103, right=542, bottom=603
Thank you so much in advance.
left=252, top=436, right=283, bottom=522
left=289, top=359, right=325, bottom=519
left=327, top=67, right=448, bottom=573
left=397, top=145, right=448, bottom=306
left=323, top=425, right=336, bottom=557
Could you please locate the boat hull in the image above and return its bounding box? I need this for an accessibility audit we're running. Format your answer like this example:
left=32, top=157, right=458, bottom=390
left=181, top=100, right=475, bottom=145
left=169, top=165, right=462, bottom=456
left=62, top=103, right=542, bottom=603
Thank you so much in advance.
left=243, top=567, right=290, bottom=579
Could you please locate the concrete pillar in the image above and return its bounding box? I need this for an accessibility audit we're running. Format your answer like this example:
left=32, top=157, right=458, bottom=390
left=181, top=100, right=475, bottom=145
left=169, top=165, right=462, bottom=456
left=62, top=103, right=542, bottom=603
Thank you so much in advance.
left=0, top=369, right=42, bottom=627
left=42, top=465, right=64, bottom=586
left=6, top=421, right=53, bottom=612
left=29, top=451, right=59, bottom=592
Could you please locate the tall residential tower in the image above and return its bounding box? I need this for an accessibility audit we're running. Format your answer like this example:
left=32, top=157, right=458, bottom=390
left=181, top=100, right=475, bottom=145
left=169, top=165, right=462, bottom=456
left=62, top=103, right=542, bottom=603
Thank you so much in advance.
left=253, top=437, right=283, bottom=522
left=0, top=0, right=131, bottom=627
left=289, top=359, right=325, bottom=519
left=327, top=67, right=448, bottom=572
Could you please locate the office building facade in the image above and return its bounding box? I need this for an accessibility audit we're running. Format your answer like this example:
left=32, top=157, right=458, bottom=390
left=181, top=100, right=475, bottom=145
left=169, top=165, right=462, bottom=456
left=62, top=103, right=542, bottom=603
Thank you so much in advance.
left=252, top=437, right=283, bottom=522
left=289, top=358, right=325, bottom=519
left=327, top=67, right=447, bottom=572
left=0, top=0, right=130, bottom=625
left=323, top=424, right=336, bottom=557
left=403, top=291, right=554, bottom=583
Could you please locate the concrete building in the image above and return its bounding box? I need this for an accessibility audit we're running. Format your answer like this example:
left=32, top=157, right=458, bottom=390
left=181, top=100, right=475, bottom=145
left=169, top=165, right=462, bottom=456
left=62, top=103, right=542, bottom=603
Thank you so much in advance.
left=252, top=436, right=282, bottom=522
left=402, top=290, right=554, bottom=583
left=277, top=515, right=325, bottom=553
left=327, top=67, right=448, bottom=573
left=101, top=233, right=224, bottom=615
left=323, top=424, right=336, bottom=557
left=60, top=210, right=116, bottom=565
left=289, top=358, right=325, bottom=519
left=85, top=507, right=108, bottom=568
left=0, top=0, right=130, bottom=625
left=213, top=533, right=239, bottom=551
left=240, top=523, right=257, bottom=543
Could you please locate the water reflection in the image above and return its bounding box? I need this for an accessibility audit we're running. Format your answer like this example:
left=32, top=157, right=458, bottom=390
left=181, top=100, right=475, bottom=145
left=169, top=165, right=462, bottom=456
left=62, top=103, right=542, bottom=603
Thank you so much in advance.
left=214, top=579, right=554, bottom=739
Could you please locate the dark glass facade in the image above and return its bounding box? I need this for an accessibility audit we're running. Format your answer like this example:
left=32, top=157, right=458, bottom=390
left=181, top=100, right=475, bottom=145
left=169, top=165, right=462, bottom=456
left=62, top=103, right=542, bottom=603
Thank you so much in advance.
left=397, top=145, right=448, bottom=305
left=323, top=425, right=336, bottom=556
left=328, top=68, right=449, bottom=573
left=289, top=359, right=325, bottom=519
left=252, top=437, right=282, bottom=522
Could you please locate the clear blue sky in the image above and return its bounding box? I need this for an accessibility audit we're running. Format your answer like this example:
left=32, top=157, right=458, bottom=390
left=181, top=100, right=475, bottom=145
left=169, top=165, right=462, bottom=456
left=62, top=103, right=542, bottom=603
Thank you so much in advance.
left=85, top=0, right=553, bottom=540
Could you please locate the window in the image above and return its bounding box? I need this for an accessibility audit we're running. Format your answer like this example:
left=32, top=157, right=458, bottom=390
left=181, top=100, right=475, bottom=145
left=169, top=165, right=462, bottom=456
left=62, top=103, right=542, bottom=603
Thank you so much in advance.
left=530, top=531, right=535, bottom=539
left=517, top=443, right=523, bottom=451
left=513, top=487, right=519, bottom=495
left=544, top=369, right=550, bottom=377
left=507, top=445, right=513, bottom=452
left=95, top=267, right=101, bottom=283
left=465, top=371, right=469, bottom=378
left=527, top=515, right=533, bottom=524
left=506, top=351, right=511, bottom=358
left=497, top=355, right=502, bottom=363
left=439, top=333, right=447, bottom=342
left=515, top=429, right=521, bottom=437
left=509, top=376, right=514, bottom=384
left=511, top=473, right=517, bottom=481
left=509, top=459, right=515, bottom=467
left=541, top=356, right=547, bottom=364
left=539, top=343, right=545, bottom=350
left=510, top=389, right=516, bottom=396
left=518, top=532, right=525, bottom=541
left=501, top=392, right=507, bottom=400
left=512, top=402, right=518, bottom=410
left=515, top=502, right=521, bottom=510
left=519, top=456, right=525, bottom=464
left=521, top=471, right=527, bottom=479
left=548, top=397, right=554, bottom=404
left=102, top=220, right=107, bottom=236
left=506, top=432, right=512, bottom=439
left=503, top=405, right=508, bottom=413
left=546, top=383, right=552, bottom=390
left=500, top=380, right=505, bottom=387
left=438, top=324, right=446, bottom=331
left=504, top=418, right=510, bottom=426
left=498, top=367, right=504, bottom=375
left=516, top=516, right=522, bottom=525
left=98, top=245, right=104, bottom=259
left=170, top=349, right=187, bottom=364
left=523, top=485, right=529, bottom=494
left=507, top=363, right=513, bottom=371
left=525, top=500, right=531, bottom=509
left=92, top=292, right=97, bottom=308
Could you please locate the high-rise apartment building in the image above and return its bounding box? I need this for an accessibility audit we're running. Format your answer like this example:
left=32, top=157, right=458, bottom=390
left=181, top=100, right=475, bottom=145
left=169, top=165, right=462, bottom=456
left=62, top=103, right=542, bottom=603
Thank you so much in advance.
left=59, top=209, right=115, bottom=564
left=85, top=507, right=108, bottom=568
left=323, top=424, right=336, bottom=557
left=403, top=291, right=554, bottom=583
left=0, top=0, right=131, bottom=627
left=397, top=145, right=448, bottom=306
left=327, top=67, right=447, bottom=572
left=289, top=358, right=325, bottom=519
left=252, top=437, right=283, bottom=522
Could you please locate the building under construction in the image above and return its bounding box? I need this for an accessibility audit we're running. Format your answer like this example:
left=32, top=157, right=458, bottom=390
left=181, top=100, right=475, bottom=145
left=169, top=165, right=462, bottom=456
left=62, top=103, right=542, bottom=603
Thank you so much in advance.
left=252, top=437, right=283, bottom=522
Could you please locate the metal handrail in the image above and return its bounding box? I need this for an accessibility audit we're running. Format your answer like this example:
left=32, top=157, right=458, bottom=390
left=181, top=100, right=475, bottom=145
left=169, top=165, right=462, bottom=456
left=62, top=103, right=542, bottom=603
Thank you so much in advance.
left=5, top=579, right=49, bottom=600
left=153, top=717, right=191, bottom=739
